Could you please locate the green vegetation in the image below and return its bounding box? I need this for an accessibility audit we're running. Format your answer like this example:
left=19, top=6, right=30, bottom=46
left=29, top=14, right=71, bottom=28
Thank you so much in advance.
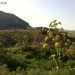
left=0, top=20, right=75, bottom=75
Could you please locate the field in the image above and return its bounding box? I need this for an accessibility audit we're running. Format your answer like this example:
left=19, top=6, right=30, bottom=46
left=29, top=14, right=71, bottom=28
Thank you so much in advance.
left=0, top=28, right=75, bottom=75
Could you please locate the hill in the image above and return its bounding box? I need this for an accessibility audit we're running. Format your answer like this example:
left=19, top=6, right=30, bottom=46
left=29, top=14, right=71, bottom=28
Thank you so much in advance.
left=66, top=30, right=75, bottom=37
left=0, top=11, right=31, bottom=29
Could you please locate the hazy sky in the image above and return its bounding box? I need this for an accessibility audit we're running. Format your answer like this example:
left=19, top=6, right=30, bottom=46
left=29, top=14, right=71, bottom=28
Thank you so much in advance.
left=0, top=0, right=75, bottom=30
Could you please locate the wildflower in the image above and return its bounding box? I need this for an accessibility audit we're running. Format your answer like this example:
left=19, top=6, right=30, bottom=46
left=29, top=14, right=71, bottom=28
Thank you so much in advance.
left=47, top=30, right=50, bottom=34
left=55, top=42, right=60, bottom=48
left=53, top=27, right=58, bottom=31
left=74, top=67, right=75, bottom=70
left=52, top=38, right=55, bottom=42
left=72, top=42, right=75, bottom=46
left=58, top=21, right=61, bottom=25
left=65, top=42, right=69, bottom=47
left=56, top=66, right=58, bottom=71
left=55, top=35, right=61, bottom=41
left=67, top=39, right=71, bottom=43
left=69, top=45, right=74, bottom=50
left=49, top=32, right=53, bottom=38
left=66, top=49, right=72, bottom=56
left=52, top=20, right=57, bottom=23
left=51, top=54, right=55, bottom=58
left=45, top=36, right=49, bottom=42
left=69, top=66, right=70, bottom=68
left=43, top=43, right=48, bottom=48
left=54, top=23, right=58, bottom=27
left=49, top=32, right=53, bottom=35
left=49, top=22, right=52, bottom=27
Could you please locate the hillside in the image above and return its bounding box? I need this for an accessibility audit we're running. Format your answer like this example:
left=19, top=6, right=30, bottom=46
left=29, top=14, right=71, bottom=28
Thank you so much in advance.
left=0, top=11, right=31, bottom=29
left=67, top=30, right=75, bottom=37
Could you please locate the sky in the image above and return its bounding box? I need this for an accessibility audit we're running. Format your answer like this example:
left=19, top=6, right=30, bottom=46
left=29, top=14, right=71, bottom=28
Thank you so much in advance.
left=0, top=0, right=75, bottom=30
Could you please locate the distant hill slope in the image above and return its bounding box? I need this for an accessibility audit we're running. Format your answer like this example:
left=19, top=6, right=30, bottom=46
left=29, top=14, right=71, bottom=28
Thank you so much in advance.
left=0, top=11, right=31, bottom=30
left=67, top=30, right=75, bottom=37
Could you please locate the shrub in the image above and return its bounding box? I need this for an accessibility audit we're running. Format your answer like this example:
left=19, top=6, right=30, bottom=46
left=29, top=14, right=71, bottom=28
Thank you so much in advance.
left=66, top=60, right=75, bottom=68
left=52, top=68, right=75, bottom=75
left=26, top=68, right=49, bottom=75
left=20, top=45, right=33, bottom=52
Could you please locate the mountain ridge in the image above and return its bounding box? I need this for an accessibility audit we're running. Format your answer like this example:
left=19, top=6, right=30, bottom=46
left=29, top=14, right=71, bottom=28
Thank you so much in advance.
left=0, top=11, right=31, bottom=30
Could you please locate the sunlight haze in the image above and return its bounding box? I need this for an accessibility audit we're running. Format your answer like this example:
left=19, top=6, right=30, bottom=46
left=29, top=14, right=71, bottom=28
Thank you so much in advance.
left=0, top=0, right=75, bottom=30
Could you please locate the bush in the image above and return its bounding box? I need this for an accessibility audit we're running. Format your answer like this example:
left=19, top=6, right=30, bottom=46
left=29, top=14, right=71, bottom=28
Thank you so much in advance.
left=66, top=60, right=75, bottom=68
left=26, top=68, right=49, bottom=75
left=0, top=64, right=9, bottom=75
left=28, top=59, right=56, bottom=70
left=52, top=68, right=75, bottom=75
left=20, top=45, right=33, bottom=52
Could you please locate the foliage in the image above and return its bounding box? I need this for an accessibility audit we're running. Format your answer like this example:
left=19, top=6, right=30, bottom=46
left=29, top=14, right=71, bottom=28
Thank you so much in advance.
left=0, top=20, right=75, bottom=75
left=43, top=20, right=75, bottom=61
left=66, top=60, right=75, bottom=68
left=42, top=20, right=75, bottom=73
left=0, top=30, right=45, bottom=47
left=0, top=64, right=75, bottom=75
